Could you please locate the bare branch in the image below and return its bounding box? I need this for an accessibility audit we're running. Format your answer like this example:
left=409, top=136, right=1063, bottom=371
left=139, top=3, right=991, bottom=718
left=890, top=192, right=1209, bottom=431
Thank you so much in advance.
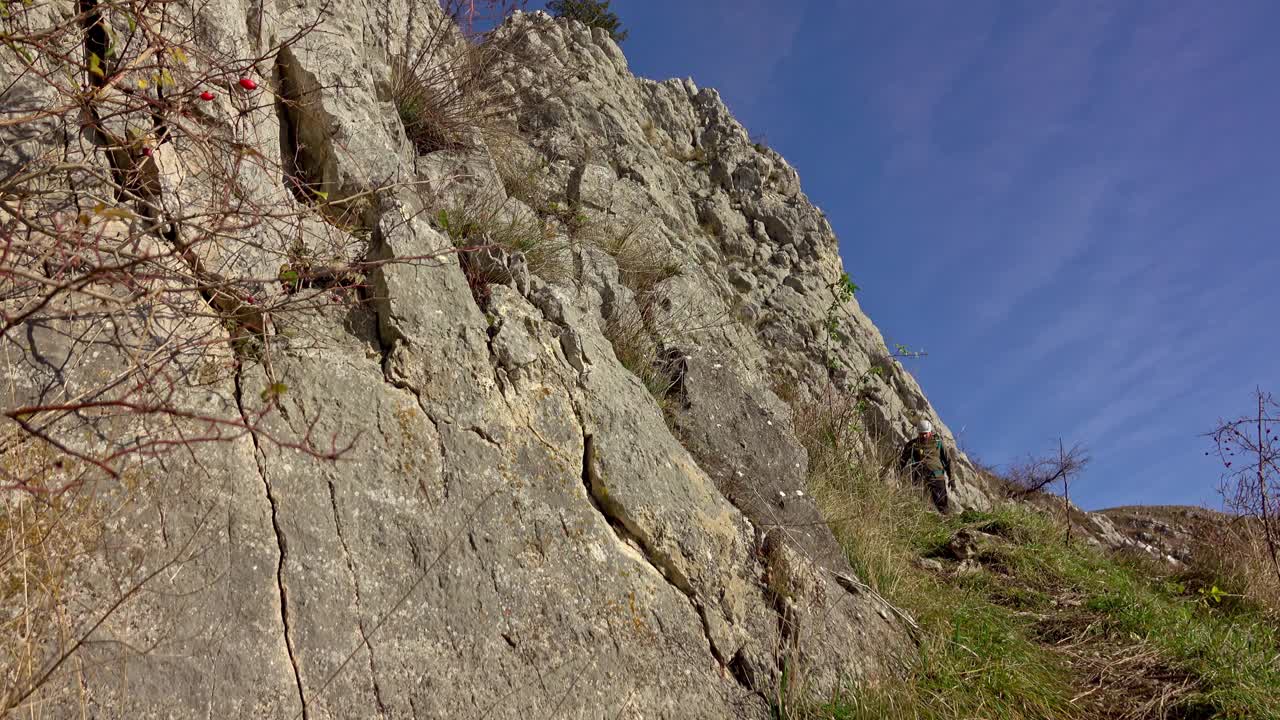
left=1205, top=388, right=1280, bottom=591
left=1004, top=441, right=1091, bottom=499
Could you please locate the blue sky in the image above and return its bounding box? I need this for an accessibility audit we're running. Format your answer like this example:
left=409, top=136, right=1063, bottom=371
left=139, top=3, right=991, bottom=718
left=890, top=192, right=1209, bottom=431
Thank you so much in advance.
left=529, top=1, right=1280, bottom=510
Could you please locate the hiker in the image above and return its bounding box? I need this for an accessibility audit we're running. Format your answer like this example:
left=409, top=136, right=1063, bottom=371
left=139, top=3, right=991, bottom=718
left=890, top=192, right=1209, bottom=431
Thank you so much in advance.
left=900, top=420, right=955, bottom=513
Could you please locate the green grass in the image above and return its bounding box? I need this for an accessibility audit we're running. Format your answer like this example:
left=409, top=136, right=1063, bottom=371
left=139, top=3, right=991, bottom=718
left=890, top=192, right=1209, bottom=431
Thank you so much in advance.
left=797, top=431, right=1280, bottom=720
left=811, top=506, right=1082, bottom=720
left=960, top=508, right=1280, bottom=719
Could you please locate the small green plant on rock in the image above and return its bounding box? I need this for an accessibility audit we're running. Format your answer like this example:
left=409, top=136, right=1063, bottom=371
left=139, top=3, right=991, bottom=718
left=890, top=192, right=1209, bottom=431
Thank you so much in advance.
left=822, top=272, right=859, bottom=369
left=276, top=235, right=363, bottom=300
left=543, top=200, right=591, bottom=234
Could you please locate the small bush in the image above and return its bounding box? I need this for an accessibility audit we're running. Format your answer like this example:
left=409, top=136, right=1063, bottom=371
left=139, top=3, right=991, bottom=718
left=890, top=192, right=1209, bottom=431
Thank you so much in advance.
left=580, top=218, right=682, bottom=296
left=1206, top=388, right=1280, bottom=614
left=490, top=137, right=551, bottom=210
left=585, top=219, right=689, bottom=410
left=671, top=146, right=707, bottom=166
left=547, top=0, right=628, bottom=43
left=640, top=118, right=659, bottom=145
left=1176, top=520, right=1280, bottom=616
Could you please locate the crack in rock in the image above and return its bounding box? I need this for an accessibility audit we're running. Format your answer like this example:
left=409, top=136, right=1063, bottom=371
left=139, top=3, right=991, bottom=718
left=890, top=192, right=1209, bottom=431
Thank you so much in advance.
left=578, top=429, right=745, bottom=688
left=327, top=481, right=388, bottom=718
left=233, top=367, right=309, bottom=719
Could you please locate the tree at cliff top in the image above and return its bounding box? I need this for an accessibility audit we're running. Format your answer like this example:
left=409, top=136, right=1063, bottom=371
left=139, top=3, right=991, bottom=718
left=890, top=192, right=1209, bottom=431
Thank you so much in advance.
left=547, top=0, right=628, bottom=42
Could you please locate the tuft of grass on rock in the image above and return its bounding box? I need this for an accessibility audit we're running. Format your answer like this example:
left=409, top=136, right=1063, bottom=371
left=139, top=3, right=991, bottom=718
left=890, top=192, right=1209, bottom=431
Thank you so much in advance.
left=434, top=193, right=572, bottom=287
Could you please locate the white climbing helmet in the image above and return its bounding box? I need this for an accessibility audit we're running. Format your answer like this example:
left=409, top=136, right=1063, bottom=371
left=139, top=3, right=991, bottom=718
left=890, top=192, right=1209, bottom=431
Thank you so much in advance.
left=917, top=420, right=934, bottom=436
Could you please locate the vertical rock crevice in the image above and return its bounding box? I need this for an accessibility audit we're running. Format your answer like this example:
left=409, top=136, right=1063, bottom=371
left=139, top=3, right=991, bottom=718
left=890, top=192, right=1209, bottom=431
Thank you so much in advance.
left=326, top=480, right=389, bottom=717
left=578, top=430, right=749, bottom=692
left=274, top=46, right=333, bottom=205
left=233, top=368, right=310, bottom=720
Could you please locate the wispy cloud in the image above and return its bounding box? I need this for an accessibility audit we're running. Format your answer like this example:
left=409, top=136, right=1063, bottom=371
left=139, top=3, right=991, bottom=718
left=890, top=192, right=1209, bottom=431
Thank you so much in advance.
left=612, top=0, right=1280, bottom=507
left=845, top=0, right=1280, bottom=506
left=695, top=0, right=809, bottom=111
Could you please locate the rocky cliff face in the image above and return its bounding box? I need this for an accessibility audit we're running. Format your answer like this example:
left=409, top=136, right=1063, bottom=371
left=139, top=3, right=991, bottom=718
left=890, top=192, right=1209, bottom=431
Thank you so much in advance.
left=4, top=5, right=990, bottom=717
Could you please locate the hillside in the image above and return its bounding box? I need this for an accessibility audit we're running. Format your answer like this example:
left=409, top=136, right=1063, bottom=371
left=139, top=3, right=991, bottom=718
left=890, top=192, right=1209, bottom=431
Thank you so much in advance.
left=812, top=498, right=1280, bottom=719
left=1096, top=506, right=1231, bottom=564
left=2, top=4, right=1275, bottom=719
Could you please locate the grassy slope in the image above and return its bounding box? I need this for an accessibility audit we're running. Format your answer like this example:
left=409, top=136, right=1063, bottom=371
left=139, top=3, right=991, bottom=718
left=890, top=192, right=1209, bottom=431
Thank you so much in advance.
left=798, top=435, right=1280, bottom=720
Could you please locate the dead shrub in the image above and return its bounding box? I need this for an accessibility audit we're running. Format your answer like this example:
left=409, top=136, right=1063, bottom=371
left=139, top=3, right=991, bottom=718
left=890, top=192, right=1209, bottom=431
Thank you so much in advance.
left=490, top=136, right=552, bottom=210
left=1177, top=519, right=1280, bottom=615
left=390, top=12, right=552, bottom=154
left=1206, top=388, right=1280, bottom=603
left=0, top=436, right=117, bottom=712
left=434, top=190, right=572, bottom=298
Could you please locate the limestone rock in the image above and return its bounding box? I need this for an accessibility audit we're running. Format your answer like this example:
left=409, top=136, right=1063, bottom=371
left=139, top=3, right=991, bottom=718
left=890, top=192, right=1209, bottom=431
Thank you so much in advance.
left=916, top=558, right=945, bottom=573
left=4, top=4, right=997, bottom=717
left=946, top=529, right=1000, bottom=561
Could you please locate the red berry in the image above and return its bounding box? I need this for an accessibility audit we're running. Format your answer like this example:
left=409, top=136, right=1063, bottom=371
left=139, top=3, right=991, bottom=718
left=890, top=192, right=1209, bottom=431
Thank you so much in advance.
left=141, top=147, right=153, bottom=156
left=199, top=90, right=215, bottom=101
left=238, top=77, right=257, bottom=90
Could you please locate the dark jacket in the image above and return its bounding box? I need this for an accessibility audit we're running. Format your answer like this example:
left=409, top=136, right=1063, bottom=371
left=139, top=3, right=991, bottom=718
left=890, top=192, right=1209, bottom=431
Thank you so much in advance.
left=900, top=434, right=953, bottom=483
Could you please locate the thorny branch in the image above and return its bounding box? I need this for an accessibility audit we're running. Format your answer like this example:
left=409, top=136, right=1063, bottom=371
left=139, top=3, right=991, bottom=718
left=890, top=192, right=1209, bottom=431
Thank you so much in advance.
left=1207, top=388, right=1280, bottom=589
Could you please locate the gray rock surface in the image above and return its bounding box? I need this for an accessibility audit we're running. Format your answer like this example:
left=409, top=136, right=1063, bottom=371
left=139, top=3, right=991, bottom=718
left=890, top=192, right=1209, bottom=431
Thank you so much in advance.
left=945, top=529, right=1000, bottom=562
left=2, top=5, right=992, bottom=717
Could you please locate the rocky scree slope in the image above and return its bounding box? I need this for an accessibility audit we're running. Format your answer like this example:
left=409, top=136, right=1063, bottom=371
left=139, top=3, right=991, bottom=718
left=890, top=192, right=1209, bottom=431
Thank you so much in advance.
left=1093, top=505, right=1230, bottom=565
left=972, top=469, right=1222, bottom=569
left=4, top=6, right=990, bottom=718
